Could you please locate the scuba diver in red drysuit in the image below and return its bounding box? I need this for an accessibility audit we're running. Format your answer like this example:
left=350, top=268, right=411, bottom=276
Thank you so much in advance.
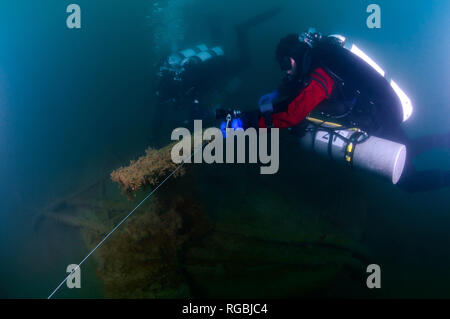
left=234, top=31, right=450, bottom=193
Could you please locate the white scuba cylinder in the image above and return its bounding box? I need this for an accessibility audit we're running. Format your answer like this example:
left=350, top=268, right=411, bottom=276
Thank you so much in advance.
left=176, top=45, right=225, bottom=66
left=196, top=44, right=209, bottom=51
left=299, top=123, right=407, bottom=184
left=196, top=51, right=214, bottom=62
left=211, top=46, right=225, bottom=56
left=195, top=45, right=225, bottom=62
left=168, top=44, right=224, bottom=67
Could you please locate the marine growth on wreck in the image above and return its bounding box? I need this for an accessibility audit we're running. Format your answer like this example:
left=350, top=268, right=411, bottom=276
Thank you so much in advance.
left=35, top=138, right=372, bottom=298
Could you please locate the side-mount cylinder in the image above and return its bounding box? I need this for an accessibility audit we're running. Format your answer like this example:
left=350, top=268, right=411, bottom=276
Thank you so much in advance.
left=299, top=123, right=407, bottom=184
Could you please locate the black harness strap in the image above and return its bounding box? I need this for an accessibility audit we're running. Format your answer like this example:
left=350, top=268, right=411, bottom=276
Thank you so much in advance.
left=263, top=111, right=273, bottom=128
left=310, top=72, right=330, bottom=98
left=327, top=131, right=334, bottom=160
left=311, top=71, right=329, bottom=88
left=344, top=131, right=367, bottom=168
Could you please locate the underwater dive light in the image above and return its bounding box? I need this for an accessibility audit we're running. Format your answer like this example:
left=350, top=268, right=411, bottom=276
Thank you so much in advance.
left=349, top=44, right=386, bottom=77
left=340, top=37, right=413, bottom=122
left=390, top=80, right=413, bottom=122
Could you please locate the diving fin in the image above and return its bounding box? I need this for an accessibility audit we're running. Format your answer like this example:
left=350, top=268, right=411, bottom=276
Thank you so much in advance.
left=235, top=6, right=283, bottom=31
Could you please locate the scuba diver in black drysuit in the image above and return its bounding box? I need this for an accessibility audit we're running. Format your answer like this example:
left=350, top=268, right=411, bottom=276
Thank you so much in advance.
left=155, top=7, right=282, bottom=122
left=221, top=29, right=450, bottom=193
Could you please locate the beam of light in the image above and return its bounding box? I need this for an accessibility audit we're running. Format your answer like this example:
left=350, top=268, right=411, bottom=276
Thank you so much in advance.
left=390, top=80, right=413, bottom=122
left=350, top=44, right=386, bottom=77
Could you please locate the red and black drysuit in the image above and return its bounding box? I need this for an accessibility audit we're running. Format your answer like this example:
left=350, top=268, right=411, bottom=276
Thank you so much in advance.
left=247, top=65, right=450, bottom=193
left=257, top=67, right=334, bottom=128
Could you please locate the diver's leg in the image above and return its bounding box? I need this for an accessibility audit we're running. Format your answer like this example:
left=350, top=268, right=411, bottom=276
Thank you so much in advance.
left=232, top=7, right=282, bottom=71
left=233, top=25, right=251, bottom=71
left=382, top=126, right=450, bottom=193
left=204, top=13, right=223, bottom=45
left=397, top=166, right=450, bottom=193
left=378, top=124, right=450, bottom=157
left=407, top=131, right=450, bottom=159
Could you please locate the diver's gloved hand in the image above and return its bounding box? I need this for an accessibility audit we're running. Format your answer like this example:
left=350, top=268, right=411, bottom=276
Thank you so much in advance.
left=258, top=91, right=278, bottom=127
left=259, top=102, right=274, bottom=113
left=258, top=90, right=277, bottom=109
left=258, top=90, right=279, bottom=106
left=258, top=91, right=278, bottom=119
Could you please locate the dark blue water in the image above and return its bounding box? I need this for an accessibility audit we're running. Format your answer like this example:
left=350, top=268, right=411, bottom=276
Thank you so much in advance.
left=0, top=0, right=449, bottom=298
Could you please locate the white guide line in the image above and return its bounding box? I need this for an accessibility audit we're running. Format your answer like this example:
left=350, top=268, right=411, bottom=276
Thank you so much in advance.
left=47, top=144, right=203, bottom=299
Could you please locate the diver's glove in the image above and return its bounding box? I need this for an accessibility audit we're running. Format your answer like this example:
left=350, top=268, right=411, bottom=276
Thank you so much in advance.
left=258, top=90, right=279, bottom=113
left=258, top=91, right=278, bottom=127
left=258, top=90, right=279, bottom=106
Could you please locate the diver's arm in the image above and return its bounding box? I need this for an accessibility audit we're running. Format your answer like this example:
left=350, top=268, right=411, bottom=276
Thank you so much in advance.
left=258, top=68, right=334, bottom=128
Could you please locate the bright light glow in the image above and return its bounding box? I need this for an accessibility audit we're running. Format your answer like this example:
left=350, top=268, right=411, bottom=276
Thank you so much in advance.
left=346, top=43, right=413, bottom=122
left=329, top=34, right=346, bottom=43
left=350, top=44, right=386, bottom=77
left=390, top=80, right=413, bottom=122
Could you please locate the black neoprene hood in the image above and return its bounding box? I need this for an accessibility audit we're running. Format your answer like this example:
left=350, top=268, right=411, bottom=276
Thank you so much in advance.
left=275, top=34, right=310, bottom=69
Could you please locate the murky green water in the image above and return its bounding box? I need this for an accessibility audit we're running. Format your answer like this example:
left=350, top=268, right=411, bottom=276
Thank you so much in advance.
left=0, top=0, right=449, bottom=298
